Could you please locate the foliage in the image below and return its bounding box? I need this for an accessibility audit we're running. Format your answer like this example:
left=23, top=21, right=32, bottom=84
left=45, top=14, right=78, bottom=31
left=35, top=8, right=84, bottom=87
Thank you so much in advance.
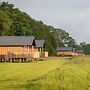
left=0, top=10, right=11, bottom=35
left=80, top=42, right=86, bottom=48
left=0, top=2, right=78, bottom=55
left=53, top=29, right=77, bottom=47
left=83, top=44, right=90, bottom=55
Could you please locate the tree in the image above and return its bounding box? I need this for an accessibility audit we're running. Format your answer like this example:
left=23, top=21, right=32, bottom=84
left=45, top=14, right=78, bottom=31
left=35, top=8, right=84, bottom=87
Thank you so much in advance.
left=84, top=44, right=90, bottom=55
left=54, top=29, right=77, bottom=47
left=0, top=11, right=11, bottom=35
left=80, top=42, right=86, bottom=48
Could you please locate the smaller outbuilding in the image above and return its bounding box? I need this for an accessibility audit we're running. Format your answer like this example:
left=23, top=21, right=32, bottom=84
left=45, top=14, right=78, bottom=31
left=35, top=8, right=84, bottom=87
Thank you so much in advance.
left=35, top=40, right=45, bottom=52
left=75, top=50, right=84, bottom=55
left=35, top=40, right=48, bottom=58
left=56, top=47, right=84, bottom=57
left=56, top=47, right=75, bottom=57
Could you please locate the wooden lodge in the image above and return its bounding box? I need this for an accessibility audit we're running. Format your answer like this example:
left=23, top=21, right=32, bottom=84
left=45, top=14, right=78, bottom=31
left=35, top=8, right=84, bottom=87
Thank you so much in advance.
left=0, top=36, right=48, bottom=62
left=56, top=47, right=84, bottom=57
left=75, top=50, right=84, bottom=55
left=56, top=47, right=75, bottom=57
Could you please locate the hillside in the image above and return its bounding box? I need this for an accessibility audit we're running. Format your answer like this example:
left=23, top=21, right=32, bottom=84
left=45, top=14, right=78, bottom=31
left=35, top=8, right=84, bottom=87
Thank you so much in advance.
left=0, top=2, right=78, bottom=55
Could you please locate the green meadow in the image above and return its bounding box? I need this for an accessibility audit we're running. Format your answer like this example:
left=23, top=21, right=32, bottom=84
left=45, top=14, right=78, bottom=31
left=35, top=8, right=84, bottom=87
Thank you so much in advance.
left=0, top=56, right=90, bottom=90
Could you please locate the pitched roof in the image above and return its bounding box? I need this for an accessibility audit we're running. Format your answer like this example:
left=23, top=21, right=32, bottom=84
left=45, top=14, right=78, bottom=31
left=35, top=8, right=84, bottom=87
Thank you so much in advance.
left=76, top=50, right=84, bottom=53
left=56, top=47, right=74, bottom=51
left=35, top=40, right=45, bottom=48
left=0, top=36, right=34, bottom=46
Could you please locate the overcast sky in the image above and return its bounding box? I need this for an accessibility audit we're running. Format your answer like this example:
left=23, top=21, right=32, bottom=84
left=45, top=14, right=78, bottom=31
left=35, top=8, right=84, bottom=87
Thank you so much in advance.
left=1, top=0, right=90, bottom=44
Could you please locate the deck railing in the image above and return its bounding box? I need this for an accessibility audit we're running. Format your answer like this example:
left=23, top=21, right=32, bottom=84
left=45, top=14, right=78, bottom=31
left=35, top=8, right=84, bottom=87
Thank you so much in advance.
left=0, top=51, right=48, bottom=62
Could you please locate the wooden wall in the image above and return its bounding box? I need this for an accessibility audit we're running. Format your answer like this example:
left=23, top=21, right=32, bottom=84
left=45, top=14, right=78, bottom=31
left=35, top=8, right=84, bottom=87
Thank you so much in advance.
left=0, top=46, right=23, bottom=55
left=0, top=46, right=48, bottom=60
left=0, top=46, right=38, bottom=54
left=57, top=51, right=74, bottom=56
left=0, top=46, right=38, bottom=59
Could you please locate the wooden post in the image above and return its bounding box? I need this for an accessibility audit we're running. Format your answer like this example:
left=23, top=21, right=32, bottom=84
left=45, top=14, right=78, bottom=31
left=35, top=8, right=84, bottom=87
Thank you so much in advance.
left=42, top=48, right=44, bottom=52
left=23, top=59, right=25, bottom=62
left=40, top=48, right=42, bottom=52
left=28, top=46, right=29, bottom=54
left=1, top=59, right=2, bottom=62
left=21, top=59, right=23, bottom=62
left=27, top=46, right=29, bottom=60
left=13, top=59, right=15, bottom=62
left=10, top=59, right=12, bottom=62
left=19, top=59, right=22, bottom=63
left=22, top=58, right=24, bottom=62
left=31, top=46, right=34, bottom=58
left=24, top=58, right=26, bottom=62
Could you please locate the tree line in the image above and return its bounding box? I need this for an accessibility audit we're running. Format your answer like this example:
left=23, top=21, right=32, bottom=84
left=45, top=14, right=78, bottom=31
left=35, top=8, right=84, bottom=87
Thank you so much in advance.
left=0, top=2, right=90, bottom=55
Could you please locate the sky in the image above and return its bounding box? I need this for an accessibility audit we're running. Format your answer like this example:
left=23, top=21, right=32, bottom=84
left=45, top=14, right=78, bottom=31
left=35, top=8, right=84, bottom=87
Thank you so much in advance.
left=1, top=0, right=90, bottom=44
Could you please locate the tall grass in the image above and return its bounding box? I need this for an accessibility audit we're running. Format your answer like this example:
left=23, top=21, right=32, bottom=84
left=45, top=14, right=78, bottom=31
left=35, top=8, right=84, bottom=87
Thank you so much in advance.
left=0, top=57, right=66, bottom=90
left=0, top=56, right=90, bottom=90
left=21, top=56, right=90, bottom=90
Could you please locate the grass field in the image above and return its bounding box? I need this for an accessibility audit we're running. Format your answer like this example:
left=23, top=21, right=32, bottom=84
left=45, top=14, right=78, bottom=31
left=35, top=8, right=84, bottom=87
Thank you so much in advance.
left=0, top=56, right=90, bottom=90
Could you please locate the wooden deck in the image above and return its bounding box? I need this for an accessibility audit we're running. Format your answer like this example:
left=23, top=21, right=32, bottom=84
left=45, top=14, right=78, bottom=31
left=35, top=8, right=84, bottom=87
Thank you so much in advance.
left=0, top=52, right=48, bottom=62
left=0, top=53, right=31, bottom=62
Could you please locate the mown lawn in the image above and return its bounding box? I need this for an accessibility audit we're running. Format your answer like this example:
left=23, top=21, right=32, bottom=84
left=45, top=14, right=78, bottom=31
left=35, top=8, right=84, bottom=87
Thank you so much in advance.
left=0, top=56, right=90, bottom=90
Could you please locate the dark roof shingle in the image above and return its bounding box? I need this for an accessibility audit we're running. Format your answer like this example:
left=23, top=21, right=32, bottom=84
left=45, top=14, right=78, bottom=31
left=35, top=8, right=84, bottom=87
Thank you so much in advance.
left=35, top=40, right=45, bottom=48
left=76, top=50, right=84, bottom=53
left=0, top=36, right=34, bottom=46
left=56, top=47, right=74, bottom=51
